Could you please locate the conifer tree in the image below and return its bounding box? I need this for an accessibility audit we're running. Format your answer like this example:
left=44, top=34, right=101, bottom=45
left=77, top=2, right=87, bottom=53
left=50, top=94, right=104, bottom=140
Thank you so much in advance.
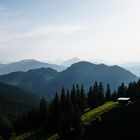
left=111, top=91, right=117, bottom=101
left=98, top=82, right=105, bottom=105
left=40, top=97, right=47, bottom=114
left=87, top=86, right=93, bottom=108
left=76, top=84, right=82, bottom=111
left=60, top=87, right=66, bottom=113
left=117, top=83, right=127, bottom=97
left=66, top=89, right=73, bottom=113
left=80, top=85, right=86, bottom=111
left=71, top=84, right=77, bottom=107
left=127, top=82, right=134, bottom=98
left=92, top=81, right=99, bottom=108
left=53, top=93, right=60, bottom=115
left=105, top=84, right=111, bottom=101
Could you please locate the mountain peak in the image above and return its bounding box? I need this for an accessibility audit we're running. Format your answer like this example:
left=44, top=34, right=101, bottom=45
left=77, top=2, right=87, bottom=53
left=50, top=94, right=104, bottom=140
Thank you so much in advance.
left=70, top=61, right=107, bottom=68
left=0, top=59, right=66, bottom=75
left=8, top=59, right=38, bottom=64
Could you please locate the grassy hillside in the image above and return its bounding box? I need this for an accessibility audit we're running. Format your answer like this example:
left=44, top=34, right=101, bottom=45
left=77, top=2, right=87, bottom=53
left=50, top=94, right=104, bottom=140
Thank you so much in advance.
left=48, top=133, right=59, bottom=140
left=15, top=131, right=59, bottom=140
left=83, top=101, right=140, bottom=139
left=15, top=102, right=117, bottom=140
left=81, top=101, right=117, bottom=123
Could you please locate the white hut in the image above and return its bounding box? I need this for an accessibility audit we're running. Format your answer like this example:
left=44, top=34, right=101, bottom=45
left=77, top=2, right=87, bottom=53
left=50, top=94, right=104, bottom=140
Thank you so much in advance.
left=117, top=97, right=131, bottom=105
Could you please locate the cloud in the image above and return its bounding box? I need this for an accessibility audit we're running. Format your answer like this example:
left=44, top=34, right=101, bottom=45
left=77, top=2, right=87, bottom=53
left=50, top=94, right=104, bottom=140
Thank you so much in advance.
left=0, top=20, right=31, bottom=43
left=0, top=24, right=88, bottom=42
left=26, top=24, right=88, bottom=37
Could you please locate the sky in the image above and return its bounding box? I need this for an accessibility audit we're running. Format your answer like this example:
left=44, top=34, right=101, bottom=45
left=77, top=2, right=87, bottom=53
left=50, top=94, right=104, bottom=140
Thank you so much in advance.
left=0, top=0, right=140, bottom=64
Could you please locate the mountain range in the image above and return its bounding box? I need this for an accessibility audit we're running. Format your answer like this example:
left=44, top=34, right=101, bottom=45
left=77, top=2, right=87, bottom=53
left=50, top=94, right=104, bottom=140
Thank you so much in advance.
left=45, top=62, right=138, bottom=98
left=0, top=61, right=138, bottom=99
left=0, top=68, right=58, bottom=98
left=0, top=59, right=65, bottom=75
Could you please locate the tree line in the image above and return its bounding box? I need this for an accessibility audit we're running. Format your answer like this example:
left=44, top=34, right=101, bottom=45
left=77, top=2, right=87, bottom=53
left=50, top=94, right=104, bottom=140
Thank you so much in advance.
left=1, top=80, right=140, bottom=140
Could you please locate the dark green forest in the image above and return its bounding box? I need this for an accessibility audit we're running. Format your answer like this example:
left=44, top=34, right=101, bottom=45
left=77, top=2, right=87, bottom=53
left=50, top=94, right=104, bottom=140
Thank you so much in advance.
left=1, top=80, right=140, bottom=140
left=0, top=83, right=39, bottom=116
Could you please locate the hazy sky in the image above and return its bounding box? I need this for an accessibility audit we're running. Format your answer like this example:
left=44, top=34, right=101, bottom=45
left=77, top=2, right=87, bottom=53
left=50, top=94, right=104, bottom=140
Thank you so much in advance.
left=0, top=0, right=140, bottom=64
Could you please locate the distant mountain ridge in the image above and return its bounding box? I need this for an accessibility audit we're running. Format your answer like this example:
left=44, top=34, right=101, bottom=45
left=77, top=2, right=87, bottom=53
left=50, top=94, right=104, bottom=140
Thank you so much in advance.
left=61, top=57, right=82, bottom=66
left=0, top=61, right=138, bottom=99
left=0, top=59, right=65, bottom=75
left=0, top=68, right=58, bottom=97
left=0, top=64, right=5, bottom=69
left=45, top=62, right=138, bottom=98
left=120, top=63, right=140, bottom=77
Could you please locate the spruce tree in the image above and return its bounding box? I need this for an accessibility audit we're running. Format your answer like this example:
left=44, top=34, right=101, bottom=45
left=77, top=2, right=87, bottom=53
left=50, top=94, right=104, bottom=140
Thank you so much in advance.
left=92, top=81, right=99, bottom=108
left=87, top=86, right=93, bottom=108
left=71, top=84, right=77, bottom=108
left=117, top=83, right=127, bottom=97
left=53, top=93, right=60, bottom=115
left=111, top=91, right=117, bottom=101
left=98, top=82, right=105, bottom=105
left=40, top=97, right=47, bottom=114
left=105, top=84, right=111, bottom=101
left=60, top=87, right=66, bottom=113
left=80, top=85, right=86, bottom=111
left=66, top=89, right=74, bottom=113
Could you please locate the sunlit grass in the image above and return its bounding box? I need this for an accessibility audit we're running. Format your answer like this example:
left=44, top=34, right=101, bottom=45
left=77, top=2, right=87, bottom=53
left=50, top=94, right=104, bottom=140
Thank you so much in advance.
left=48, top=133, right=59, bottom=140
left=15, top=131, right=35, bottom=140
left=81, top=101, right=117, bottom=123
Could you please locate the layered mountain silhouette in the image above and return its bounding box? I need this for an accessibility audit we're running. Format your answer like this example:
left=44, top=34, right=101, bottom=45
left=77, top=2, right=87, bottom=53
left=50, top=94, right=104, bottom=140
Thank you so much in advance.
left=120, top=63, right=140, bottom=77
left=61, top=57, right=82, bottom=66
left=45, top=62, right=138, bottom=98
left=0, top=64, right=5, bottom=69
left=0, top=59, right=65, bottom=75
left=0, top=82, right=40, bottom=115
left=0, top=68, right=58, bottom=98
left=0, top=61, right=138, bottom=99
